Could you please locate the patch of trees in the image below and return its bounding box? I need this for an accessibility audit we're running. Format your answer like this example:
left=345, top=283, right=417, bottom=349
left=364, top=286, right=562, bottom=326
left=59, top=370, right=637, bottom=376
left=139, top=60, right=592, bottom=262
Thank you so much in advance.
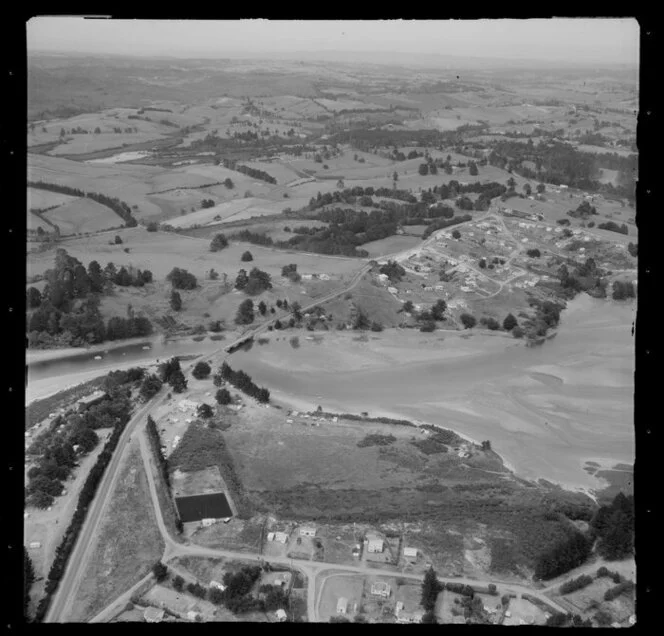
left=197, top=403, right=214, bottom=419
left=218, top=565, right=264, bottom=613
left=158, top=357, right=188, bottom=393
left=522, top=298, right=564, bottom=338
left=421, top=568, right=443, bottom=612
left=240, top=250, right=254, bottom=262
left=559, top=574, right=594, bottom=595
left=627, top=242, right=637, bottom=257
left=479, top=317, right=501, bottom=331
left=533, top=530, right=592, bottom=580
left=590, top=492, right=634, bottom=560
left=192, top=361, right=211, bottom=379
left=357, top=433, right=397, bottom=448
left=235, top=298, right=254, bottom=325
left=139, top=374, right=163, bottom=401
left=170, top=290, right=182, bottom=311
left=24, top=548, right=35, bottom=619
left=28, top=180, right=138, bottom=227
left=411, top=430, right=454, bottom=455
left=603, top=580, right=635, bottom=602
left=526, top=248, right=541, bottom=258
left=567, top=200, right=599, bottom=219
left=460, top=313, right=477, bottom=329
left=545, top=613, right=593, bottom=627
left=220, top=158, right=277, bottom=184
left=220, top=362, right=270, bottom=403
left=210, top=233, right=229, bottom=251
left=281, top=263, right=301, bottom=282
left=235, top=267, right=272, bottom=295
left=557, top=260, right=607, bottom=300
left=111, top=265, right=154, bottom=287
left=597, top=221, right=629, bottom=235
left=379, top=260, right=406, bottom=283
left=201, top=199, right=215, bottom=208
left=33, top=390, right=135, bottom=621
left=167, top=267, right=197, bottom=290
left=611, top=280, right=636, bottom=300
left=486, top=139, right=636, bottom=202
left=216, top=388, right=232, bottom=405
left=232, top=229, right=274, bottom=246
left=503, top=313, right=518, bottom=331
left=146, top=415, right=176, bottom=514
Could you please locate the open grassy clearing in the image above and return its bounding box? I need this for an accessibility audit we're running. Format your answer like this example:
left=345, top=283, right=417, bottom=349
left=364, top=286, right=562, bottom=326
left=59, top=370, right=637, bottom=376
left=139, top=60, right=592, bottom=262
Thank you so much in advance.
left=27, top=186, right=78, bottom=209
left=361, top=235, right=422, bottom=258
left=43, top=198, right=125, bottom=234
left=67, top=439, right=164, bottom=622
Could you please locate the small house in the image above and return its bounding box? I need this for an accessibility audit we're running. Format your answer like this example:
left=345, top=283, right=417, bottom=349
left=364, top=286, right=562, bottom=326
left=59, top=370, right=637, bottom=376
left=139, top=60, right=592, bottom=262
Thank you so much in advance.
left=201, top=518, right=217, bottom=527
left=274, top=532, right=289, bottom=544
left=395, top=601, right=404, bottom=615
left=210, top=581, right=226, bottom=591
left=144, top=607, right=165, bottom=623
left=337, top=597, right=348, bottom=615
left=267, top=532, right=275, bottom=542
left=187, top=611, right=199, bottom=622
left=299, top=526, right=316, bottom=538
left=275, top=609, right=287, bottom=622
left=371, top=581, right=391, bottom=598
left=403, top=547, right=418, bottom=559
left=29, top=541, right=41, bottom=549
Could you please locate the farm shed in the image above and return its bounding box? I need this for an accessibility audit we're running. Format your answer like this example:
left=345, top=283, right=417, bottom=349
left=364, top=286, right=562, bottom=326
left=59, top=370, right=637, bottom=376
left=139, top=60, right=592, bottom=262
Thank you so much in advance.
left=337, top=597, right=348, bottom=615
left=299, top=526, right=317, bottom=537
left=403, top=547, right=418, bottom=558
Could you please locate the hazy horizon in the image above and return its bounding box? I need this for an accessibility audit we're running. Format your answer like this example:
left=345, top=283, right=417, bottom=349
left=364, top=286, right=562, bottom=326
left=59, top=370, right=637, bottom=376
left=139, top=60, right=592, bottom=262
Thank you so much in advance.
left=27, top=18, right=640, bottom=67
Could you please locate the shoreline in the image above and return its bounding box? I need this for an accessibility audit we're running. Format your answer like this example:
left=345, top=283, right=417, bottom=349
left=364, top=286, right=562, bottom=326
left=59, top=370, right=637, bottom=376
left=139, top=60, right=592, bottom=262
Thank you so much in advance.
left=270, top=389, right=520, bottom=476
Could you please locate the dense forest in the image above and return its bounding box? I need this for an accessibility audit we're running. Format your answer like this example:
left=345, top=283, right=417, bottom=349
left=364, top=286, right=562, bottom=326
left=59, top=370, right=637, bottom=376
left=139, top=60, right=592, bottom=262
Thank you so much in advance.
left=487, top=140, right=636, bottom=202
left=26, top=249, right=153, bottom=348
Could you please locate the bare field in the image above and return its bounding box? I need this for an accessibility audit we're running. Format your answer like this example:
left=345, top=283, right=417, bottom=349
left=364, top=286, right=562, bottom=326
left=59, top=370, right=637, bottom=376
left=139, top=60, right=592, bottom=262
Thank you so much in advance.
left=67, top=440, right=164, bottom=622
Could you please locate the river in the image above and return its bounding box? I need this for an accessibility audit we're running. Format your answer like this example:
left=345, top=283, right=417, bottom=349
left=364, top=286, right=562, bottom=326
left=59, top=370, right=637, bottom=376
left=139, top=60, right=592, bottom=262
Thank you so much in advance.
left=25, top=295, right=636, bottom=492
left=228, top=294, right=636, bottom=492
left=26, top=335, right=217, bottom=405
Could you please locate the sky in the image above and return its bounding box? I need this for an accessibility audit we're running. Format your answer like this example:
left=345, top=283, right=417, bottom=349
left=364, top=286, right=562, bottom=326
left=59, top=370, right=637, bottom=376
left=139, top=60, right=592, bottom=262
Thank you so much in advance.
left=27, top=18, right=640, bottom=66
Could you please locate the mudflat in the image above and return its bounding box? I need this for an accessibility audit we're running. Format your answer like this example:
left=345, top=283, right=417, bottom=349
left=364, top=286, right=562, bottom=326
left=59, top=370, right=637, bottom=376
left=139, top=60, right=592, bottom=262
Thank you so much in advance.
left=232, top=294, right=635, bottom=492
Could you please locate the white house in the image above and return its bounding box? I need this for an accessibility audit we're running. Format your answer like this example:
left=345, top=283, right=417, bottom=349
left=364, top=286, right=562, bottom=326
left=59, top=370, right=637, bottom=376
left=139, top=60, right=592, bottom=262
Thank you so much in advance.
left=275, top=609, right=287, bottom=622
left=267, top=532, right=275, bottom=542
left=202, top=518, right=217, bottom=527
left=301, top=274, right=313, bottom=280
left=29, top=542, right=41, bottom=549
left=210, top=581, right=226, bottom=591
left=337, top=597, right=348, bottom=615
left=299, top=526, right=316, bottom=538
left=403, top=547, right=418, bottom=559
left=274, top=532, right=289, bottom=543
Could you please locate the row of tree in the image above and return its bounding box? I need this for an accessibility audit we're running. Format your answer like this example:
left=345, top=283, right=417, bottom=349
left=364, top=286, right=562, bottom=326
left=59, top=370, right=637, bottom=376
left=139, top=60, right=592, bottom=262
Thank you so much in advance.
left=33, top=384, right=136, bottom=621
left=28, top=180, right=138, bottom=227
left=220, top=362, right=270, bottom=403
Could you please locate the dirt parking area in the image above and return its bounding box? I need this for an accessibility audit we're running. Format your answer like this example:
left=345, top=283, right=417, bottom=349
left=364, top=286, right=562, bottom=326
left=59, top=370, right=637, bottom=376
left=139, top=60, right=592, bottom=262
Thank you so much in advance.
left=503, top=596, right=548, bottom=626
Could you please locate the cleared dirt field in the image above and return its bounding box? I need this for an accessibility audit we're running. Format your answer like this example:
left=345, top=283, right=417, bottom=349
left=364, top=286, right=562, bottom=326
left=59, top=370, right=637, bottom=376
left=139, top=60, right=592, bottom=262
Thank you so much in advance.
left=43, top=198, right=125, bottom=234
left=166, top=197, right=289, bottom=228
left=67, top=439, right=164, bottom=622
